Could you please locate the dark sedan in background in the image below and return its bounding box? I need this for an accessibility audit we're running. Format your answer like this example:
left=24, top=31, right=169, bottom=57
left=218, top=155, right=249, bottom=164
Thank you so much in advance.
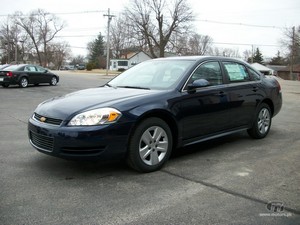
left=0, top=64, right=59, bottom=88
left=28, top=56, right=282, bottom=172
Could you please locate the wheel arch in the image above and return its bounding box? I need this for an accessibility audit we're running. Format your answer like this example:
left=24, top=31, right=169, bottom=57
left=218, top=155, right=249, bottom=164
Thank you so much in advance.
left=128, top=109, right=179, bottom=151
left=260, top=98, right=274, bottom=117
left=17, top=74, right=29, bottom=82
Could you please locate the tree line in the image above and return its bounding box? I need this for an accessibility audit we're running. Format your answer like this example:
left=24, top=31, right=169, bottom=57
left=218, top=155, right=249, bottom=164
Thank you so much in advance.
left=0, top=0, right=299, bottom=69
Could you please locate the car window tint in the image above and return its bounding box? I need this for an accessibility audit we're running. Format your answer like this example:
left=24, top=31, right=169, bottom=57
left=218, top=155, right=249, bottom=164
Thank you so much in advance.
left=223, top=62, right=250, bottom=82
left=190, top=61, right=223, bottom=86
left=36, top=66, right=46, bottom=72
left=248, top=68, right=261, bottom=81
left=25, top=66, right=37, bottom=72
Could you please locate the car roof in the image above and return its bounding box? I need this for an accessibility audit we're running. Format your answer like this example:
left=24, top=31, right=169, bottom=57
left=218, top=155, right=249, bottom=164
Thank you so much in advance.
left=154, top=55, right=246, bottom=62
left=153, top=55, right=252, bottom=67
left=1, top=64, right=33, bottom=71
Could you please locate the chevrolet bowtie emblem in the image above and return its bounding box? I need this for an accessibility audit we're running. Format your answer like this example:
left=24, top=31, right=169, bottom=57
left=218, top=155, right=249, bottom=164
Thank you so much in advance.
left=40, top=117, right=46, bottom=122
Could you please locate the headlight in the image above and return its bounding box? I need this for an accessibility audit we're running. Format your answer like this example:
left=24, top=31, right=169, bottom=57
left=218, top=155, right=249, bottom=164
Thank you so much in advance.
left=68, top=108, right=121, bottom=126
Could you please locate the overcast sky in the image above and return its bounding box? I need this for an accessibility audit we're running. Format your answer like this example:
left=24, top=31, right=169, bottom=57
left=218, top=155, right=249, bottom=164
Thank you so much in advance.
left=0, top=0, right=299, bottom=59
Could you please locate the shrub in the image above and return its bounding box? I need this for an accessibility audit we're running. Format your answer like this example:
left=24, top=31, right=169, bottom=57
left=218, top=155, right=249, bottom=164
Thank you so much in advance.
left=86, top=62, right=95, bottom=71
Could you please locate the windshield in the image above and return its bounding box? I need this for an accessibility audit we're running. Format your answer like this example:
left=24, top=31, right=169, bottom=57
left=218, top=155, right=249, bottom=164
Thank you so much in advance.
left=108, top=59, right=194, bottom=90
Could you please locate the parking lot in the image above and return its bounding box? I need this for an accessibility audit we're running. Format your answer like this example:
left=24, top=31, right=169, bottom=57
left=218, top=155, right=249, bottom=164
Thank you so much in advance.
left=1, top=71, right=300, bottom=225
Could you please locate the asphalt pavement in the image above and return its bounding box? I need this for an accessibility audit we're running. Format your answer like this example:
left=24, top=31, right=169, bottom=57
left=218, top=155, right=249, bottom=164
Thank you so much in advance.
left=0, top=72, right=299, bottom=225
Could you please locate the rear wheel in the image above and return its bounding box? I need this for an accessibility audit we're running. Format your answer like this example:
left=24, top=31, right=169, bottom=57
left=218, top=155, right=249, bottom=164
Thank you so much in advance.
left=2, top=83, right=9, bottom=88
left=19, top=77, right=28, bottom=88
left=127, top=118, right=173, bottom=172
left=50, top=76, right=58, bottom=86
left=247, top=103, right=272, bottom=139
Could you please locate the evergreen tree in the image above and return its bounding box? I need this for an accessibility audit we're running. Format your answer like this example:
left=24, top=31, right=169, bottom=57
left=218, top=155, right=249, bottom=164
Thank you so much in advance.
left=269, top=51, right=287, bottom=65
left=253, top=48, right=264, bottom=64
left=87, top=33, right=105, bottom=69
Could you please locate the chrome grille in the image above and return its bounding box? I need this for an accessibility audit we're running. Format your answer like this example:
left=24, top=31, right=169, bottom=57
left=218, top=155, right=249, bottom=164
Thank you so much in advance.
left=34, top=113, right=62, bottom=126
left=30, top=131, right=54, bottom=152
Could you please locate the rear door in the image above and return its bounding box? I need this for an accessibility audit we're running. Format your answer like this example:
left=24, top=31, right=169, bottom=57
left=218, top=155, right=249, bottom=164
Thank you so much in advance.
left=24, top=65, right=38, bottom=84
left=220, top=61, right=260, bottom=128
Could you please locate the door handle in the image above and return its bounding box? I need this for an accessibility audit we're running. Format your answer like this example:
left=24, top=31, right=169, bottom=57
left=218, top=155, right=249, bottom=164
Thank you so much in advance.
left=252, top=87, right=258, bottom=92
left=217, top=91, right=226, bottom=97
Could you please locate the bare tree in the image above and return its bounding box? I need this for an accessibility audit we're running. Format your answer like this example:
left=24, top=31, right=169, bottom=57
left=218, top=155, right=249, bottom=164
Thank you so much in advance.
left=243, top=49, right=252, bottom=62
left=170, top=32, right=213, bottom=56
left=13, top=9, right=65, bottom=66
left=47, top=42, right=71, bottom=69
left=124, top=0, right=193, bottom=58
left=110, top=14, right=138, bottom=58
left=210, top=47, right=240, bottom=58
left=0, top=21, right=24, bottom=63
left=281, top=26, right=300, bottom=65
left=188, top=33, right=213, bottom=55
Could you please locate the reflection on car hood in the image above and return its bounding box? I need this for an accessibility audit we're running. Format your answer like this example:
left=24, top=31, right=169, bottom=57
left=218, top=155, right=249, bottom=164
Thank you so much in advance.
left=35, top=87, right=160, bottom=119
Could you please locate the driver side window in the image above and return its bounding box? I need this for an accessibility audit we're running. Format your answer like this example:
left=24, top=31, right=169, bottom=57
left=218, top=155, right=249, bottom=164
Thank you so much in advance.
left=190, top=61, right=223, bottom=86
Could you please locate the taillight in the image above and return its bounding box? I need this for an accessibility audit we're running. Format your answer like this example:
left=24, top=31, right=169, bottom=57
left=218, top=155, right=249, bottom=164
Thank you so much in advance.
left=6, top=71, right=13, bottom=77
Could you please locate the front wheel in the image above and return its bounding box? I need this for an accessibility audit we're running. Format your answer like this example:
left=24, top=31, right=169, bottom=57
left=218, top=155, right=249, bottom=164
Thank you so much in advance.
left=2, top=83, right=9, bottom=88
left=247, top=103, right=272, bottom=139
left=50, top=76, right=58, bottom=86
left=127, top=118, right=173, bottom=172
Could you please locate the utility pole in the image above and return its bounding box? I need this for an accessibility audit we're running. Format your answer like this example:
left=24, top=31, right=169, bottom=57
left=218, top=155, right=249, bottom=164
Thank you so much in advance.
left=251, top=45, right=254, bottom=63
left=290, top=26, right=295, bottom=80
left=15, top=40, right=18, bottom=63
left=104, top=8, right=115, bottom=76
left=7, top=24, right=10, bottom=63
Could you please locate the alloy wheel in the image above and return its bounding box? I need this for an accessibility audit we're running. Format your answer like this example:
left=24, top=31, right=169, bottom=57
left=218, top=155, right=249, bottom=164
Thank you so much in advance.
left=257, top=108, right=270, bottom=135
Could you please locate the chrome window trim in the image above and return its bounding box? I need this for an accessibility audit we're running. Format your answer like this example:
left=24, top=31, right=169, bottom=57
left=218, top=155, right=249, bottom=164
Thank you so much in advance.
left=181, top=60, right=222, bottom=92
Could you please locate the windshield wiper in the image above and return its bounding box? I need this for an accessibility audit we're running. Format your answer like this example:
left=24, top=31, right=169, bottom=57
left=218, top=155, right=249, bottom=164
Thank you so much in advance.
left=116, top=85, right=150, bottom=90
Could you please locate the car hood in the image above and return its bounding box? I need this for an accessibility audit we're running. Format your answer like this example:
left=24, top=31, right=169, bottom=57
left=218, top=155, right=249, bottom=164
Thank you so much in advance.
left=35, top=87, right=161, bottom=119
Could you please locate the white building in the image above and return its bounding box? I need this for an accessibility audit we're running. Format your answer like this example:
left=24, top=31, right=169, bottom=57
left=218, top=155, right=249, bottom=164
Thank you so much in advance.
left=110, top=51, right=152, bottom=71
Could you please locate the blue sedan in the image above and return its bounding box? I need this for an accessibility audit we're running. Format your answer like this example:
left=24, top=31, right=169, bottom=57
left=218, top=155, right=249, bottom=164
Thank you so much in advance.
left=28, top=56, right=282, bottom=172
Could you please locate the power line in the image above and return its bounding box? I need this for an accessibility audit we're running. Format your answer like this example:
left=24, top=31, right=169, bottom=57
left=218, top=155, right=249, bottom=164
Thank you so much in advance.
left=0, top=9, right=285, bottom=30
left=195, top=19, right=283, bottom=29
left=212, top=42, right=280, bottom=47
left=0, top=10, right=120, bottom=17
left=55, top=35, right=98, bottom=38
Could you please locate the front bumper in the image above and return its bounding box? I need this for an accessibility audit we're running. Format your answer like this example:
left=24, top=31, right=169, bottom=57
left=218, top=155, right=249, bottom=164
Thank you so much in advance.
left=28, top=117, right=133, bottom=161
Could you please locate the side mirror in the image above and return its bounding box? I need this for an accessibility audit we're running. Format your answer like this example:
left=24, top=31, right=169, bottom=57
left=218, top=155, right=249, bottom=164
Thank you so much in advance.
left=44, top=69, right=48, bottom=73
left=187, top=79, right=209, bottom=93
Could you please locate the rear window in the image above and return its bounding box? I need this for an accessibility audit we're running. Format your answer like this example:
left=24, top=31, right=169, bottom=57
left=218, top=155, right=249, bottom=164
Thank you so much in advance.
left=223, top=62, right=250, bottom=82
left=2, top=65, right=21, bottom=71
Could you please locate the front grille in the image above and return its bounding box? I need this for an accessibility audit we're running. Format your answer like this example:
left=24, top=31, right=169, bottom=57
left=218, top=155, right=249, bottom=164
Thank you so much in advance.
left=34, top=113, right=62, bottom=126
left=30, top=131, right=54, bottom=152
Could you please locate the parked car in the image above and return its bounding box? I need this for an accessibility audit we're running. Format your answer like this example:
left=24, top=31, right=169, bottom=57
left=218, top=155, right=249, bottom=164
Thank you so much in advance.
left=28, top=56, right=282, bottom=172
left=77, top=64, right=86, bottom=70
left=0, top=64, right=59, bottom=88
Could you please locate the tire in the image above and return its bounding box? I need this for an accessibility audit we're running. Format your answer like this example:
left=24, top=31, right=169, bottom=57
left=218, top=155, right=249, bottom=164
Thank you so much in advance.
left=247, top=103, right=272, bottom=139
left=50, top=76, right=58, bottom=86
left=127, top=117, right=173, bottom=172
left=2, top=83, right=9, bottom=88
left=19, top=77, right=28, bottom=88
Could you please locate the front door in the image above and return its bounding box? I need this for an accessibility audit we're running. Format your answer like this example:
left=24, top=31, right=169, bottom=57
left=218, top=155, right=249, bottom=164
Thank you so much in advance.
left=178, top=61, right=232, bottom=141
